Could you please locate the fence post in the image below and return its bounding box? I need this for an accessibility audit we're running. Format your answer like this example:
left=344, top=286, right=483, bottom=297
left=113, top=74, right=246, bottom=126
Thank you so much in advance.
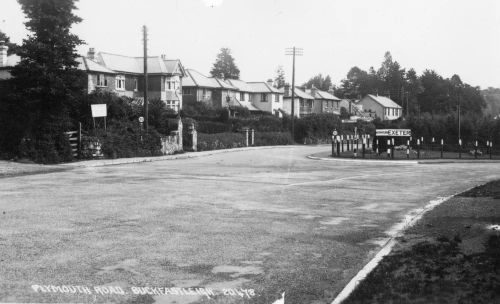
left=490, top=141, right=493, bottom=159
left=337, top=137, right=340, bottom=157
left=459, top=139, right=462, bottom=159
left=406, top=139, right=410, bottom=159
left=475, top=140, right=478, bottom=159
left=331, top=136, right=335, bottom=157
left=244, top=128, right=249, bottom=147
left=188, top=123, right=197, bottom=152
left=417, top=139, right=421, bottom=159
left=341, top=136, right=344, bottom=153
left=78, top=122, right=82, bottom=159
left=376, top=139, right=379, bottom=155
left=251, top=129, right=255, bottom=146
left=354, top=139, right=357, bottom=158
left=440, top=139, right=444, bottom=159
left=362, top=137, right=366, bottom=158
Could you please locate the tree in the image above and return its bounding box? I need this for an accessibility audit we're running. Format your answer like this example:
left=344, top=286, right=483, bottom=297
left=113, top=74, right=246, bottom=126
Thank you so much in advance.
left=210, top=47, right=240, bottom=80
left=303, top=74, right=333, bottom=91
left=0, top=30, right=19, bottom=55
left=4, top=0, right=85, bottom=162
left=274, top=65, right=286, bottom=89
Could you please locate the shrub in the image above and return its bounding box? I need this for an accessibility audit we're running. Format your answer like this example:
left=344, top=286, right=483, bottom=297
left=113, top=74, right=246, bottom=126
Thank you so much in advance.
left=197, top=121, right=233, bottom=133
left=92, top=120, right=162, bottom=158
left=197, top=133, right=246, bottom=151
left=254, top=132, right=294, bottom=146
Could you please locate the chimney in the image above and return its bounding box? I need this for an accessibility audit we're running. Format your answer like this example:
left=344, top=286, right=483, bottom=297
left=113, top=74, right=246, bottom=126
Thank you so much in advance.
left=284, top=84, right=290, bottom=97
left=310, top=84, right=317, bottom=97
left=0, top=41, right=8, bottom=67
left=161, top=54, right=166, bottom=60
left=267, top=79, right=274, bottom=88
left=87, top=47, right=95, bottom=60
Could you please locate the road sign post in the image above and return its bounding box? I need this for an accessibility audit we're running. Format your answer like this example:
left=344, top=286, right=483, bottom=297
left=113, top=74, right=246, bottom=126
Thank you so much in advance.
left=441, top=139, right=444, bottom=159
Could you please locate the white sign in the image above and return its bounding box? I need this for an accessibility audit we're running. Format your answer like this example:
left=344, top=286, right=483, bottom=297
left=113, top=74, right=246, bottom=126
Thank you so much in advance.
left=91, top=104, right=107, bottom=118
left=138, top=116, right=145, bottom=123
left=332, top=130, right=338, bottom=136
left=376, top=129, right=411, bottom=137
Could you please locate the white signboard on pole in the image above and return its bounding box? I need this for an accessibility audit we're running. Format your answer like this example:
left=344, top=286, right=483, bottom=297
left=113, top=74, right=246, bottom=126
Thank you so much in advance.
left=91, top=104, right=107, bottom=118
left=376, top=129, right=411, bottom=137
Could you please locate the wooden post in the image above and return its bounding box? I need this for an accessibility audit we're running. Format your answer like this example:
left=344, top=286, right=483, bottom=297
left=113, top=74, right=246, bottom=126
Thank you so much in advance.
left=417, top=139, right=420, bottom=159
left=459, top=139, right=462, bottom=159
left=440, top=139, right=444, bottom=159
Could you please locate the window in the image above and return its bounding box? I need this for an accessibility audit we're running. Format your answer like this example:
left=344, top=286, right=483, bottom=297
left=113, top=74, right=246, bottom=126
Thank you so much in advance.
left=134, top=78, right=138, bottom=91
left=274, top=94, right=280, bottom=103
left=182, top=88, right=192, bottom=95
left=97, top=74, right=107, bottom=87
left=166, top=100, right=179, bottom=112
left=240, top=92, right=245, bottom=101
left=261, top=93, right=268, bottom=102
left=115, top=75, right=125, bottom=90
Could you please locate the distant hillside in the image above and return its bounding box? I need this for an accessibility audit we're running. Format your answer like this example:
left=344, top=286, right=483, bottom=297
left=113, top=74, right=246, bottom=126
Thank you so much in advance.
left=482, top=87, right=500, bottom=117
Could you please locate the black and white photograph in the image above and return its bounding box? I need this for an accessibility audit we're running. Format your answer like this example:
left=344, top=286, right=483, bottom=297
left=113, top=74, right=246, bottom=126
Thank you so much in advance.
left=1, top=0, right=500, bottom=303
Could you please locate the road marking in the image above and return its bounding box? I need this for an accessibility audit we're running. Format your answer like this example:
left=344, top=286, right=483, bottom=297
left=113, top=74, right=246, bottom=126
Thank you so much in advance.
left=286, top=171, right=409, bottom=187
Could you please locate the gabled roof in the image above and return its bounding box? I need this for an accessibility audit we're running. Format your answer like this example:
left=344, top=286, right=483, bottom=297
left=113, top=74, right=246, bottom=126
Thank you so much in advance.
left=97, top=52, right=183, bottom=75
left=183, top=69, right=237, bottom=90
left=76, top=57, right=115, bottom=74
left=246, top=82, right=282, bottom=93
left=365, top=94, right=402, bottom=108
left=284, top=88, right=314, bottom=100
left=226, top=79, right=254, bottom=92
left=183, top=69, right=222, bottom=88
left=313, top=89, right=341, bottom=101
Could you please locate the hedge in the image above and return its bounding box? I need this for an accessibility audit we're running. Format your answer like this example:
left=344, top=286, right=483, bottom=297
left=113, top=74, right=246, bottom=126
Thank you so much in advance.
left=197, top=132, right=246, bottom=151
left=254, top=132, right=294, bottom=146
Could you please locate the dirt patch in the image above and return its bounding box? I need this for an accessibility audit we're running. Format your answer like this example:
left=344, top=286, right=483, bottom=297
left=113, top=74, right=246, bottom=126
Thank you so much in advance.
left=459, top=179, right=500, bottom=198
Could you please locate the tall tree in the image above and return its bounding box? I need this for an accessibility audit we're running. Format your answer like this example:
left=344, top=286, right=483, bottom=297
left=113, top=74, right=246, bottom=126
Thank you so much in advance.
left=303, top=74, right=333, bottom=91
left=274, top=65, right=286, bottom=89
left=6, top=0, right=85, bottom=162
left=210, top=47, right=240, bottom=80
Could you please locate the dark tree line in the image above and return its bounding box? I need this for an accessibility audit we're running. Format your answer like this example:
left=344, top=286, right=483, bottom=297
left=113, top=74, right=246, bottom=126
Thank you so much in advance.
left=333, top=52, right=485, bottom=117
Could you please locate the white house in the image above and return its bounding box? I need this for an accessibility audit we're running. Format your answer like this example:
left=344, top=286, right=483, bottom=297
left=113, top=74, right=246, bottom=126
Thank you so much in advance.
left=357, top=94, right=402, bottom=121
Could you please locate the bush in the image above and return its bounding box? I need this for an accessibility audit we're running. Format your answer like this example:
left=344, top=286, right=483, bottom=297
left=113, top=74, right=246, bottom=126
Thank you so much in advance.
left=254, top=132, right=294, bottom=146
left=92, top=120, right=162, bottom=158
left=197, top=132, right=246, bottom=151
left=197, top=121, right=233, bottom=133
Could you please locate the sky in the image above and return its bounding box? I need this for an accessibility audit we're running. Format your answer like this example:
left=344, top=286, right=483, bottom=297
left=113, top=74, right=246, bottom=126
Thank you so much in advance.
left=1, top=0, right=500, bottom=89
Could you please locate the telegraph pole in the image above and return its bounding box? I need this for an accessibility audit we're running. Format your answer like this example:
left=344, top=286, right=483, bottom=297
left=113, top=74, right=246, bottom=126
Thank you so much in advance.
left=143, top=25, right=149, bottom=131
left=285, top=47, right=303, bottom=140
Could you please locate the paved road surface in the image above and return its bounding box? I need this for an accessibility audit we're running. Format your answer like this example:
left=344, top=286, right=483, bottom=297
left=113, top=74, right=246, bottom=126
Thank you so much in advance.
left=1, top=145, right=499, bottom=304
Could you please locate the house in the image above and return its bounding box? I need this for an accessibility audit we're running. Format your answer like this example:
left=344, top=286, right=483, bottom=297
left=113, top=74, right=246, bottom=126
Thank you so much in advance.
left=304, top=86, right=342, bottom=115
left=245, top=81, right=283, bottom=116
left=282, top=85, right=315, bottom=117
left=358, top=94, right=402, bottom=120
left=0, top=44, right=186, bottom=112
left=183, top=71, right=284, bottom=115
left=182, top=69, right=239, bottom=109
left=94, top=50, right=185, bottom=112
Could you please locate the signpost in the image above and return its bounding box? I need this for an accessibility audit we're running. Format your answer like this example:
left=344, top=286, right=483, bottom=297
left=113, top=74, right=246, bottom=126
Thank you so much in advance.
left=376, top=129, right=411, bottom=137
left=91, top=104, right=107, bottom=131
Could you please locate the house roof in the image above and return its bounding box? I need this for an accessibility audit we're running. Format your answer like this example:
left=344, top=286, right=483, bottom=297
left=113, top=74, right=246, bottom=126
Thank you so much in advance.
left=365, top=94, right=402, bottom=108
left=284, top=88, right=314, bottom=100
left=246, top=82, right=282, bottom=93
left=97, top=52, right=183, bottom=75
left=226, top=79, right=254, bottom=92
left=76, top=57, right=115, bottom=74
left=183, top=69, right=221, bottom=88
left=313, top=89, right=341, bottom=101
left=215, top=78, right=238, bottom=90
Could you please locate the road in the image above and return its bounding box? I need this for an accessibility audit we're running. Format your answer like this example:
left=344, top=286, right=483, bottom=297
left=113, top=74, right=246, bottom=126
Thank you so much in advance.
left=1, top=145, right=499, bottom=304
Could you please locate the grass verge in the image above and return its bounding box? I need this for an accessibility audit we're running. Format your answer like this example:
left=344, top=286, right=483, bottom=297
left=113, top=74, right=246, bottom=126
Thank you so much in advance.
left=343, top=180, right=500, bottom=304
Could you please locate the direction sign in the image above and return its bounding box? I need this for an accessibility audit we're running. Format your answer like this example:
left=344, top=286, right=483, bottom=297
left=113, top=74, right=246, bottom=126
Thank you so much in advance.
left=332, top=130, right=338, bottom=136
left=138, top=116, right=144, bottom=123
left=376, top=129, right=411, bottom=137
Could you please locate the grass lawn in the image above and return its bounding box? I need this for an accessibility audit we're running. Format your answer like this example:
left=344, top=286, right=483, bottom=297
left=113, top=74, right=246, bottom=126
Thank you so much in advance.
left=343, top=180, right=500, bottom=304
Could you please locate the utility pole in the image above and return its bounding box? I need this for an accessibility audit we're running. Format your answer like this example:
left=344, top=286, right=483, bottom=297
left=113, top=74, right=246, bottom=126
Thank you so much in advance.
left=458, top=90, right=461, bottom=143
left=285, top=47, right=303, bottom=140
left=143, top=25, right=149, bottom=131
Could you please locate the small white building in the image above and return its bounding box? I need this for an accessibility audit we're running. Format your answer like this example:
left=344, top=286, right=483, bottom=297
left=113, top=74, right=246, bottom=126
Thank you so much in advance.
left=358, top=94, right=402, bottom=121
